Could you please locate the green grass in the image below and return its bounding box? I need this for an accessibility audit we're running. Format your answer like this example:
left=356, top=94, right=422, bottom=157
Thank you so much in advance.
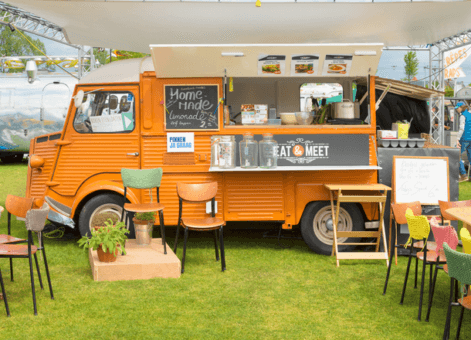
left=0, top=162, right=469, bottom=339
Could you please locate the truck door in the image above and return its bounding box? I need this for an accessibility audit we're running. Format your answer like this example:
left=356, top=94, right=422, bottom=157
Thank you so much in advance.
left=49, top=87, right=140, bottom=198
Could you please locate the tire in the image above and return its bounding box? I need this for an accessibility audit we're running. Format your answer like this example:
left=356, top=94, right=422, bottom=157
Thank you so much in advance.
left=1, top=153, right=23, bottom=164
left=300, top=201, right=364, bottom=255
left=78, top=193, right=135, bottom=238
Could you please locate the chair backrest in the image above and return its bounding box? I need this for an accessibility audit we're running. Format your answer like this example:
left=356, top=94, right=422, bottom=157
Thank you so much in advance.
left=439, top=200, right=471, bottom=222
left=5, top=195, right=35, bottom=218
left=443, top=243, right=471, bottom=285
left=176, top=182, right=218, bottom=202
left=25, top=203, right=50, bottom=232
left=461, top=228, right=471, bottom=254
left=391, top=201, right=422, bottom=225
left=430, top=220, right=459, bottom=253
left=121, top=168, right=163, bottom=189
left=405, top=208, right=430, bottom=240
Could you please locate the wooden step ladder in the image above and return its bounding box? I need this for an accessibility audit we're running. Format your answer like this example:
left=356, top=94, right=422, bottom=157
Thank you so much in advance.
left=324, top=184, right=391, bottom=267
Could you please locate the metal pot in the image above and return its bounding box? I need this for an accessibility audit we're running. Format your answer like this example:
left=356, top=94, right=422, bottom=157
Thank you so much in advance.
left=332, top=99, right=360, bottom=119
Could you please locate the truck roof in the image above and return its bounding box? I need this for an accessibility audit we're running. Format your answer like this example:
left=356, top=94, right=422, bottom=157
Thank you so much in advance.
left=78, top=57, right=154, bottom=84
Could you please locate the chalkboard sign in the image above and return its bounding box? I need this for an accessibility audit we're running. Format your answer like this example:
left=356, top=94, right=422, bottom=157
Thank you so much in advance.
left=164, top=85, right=220, bottom=131
left=392, top=156, right=449, bottom=205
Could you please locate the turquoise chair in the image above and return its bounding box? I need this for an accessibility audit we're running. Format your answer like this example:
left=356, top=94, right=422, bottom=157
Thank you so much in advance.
left=120, top=168, right=166, bottom=254
left=442, top=243, right=471, bottom=340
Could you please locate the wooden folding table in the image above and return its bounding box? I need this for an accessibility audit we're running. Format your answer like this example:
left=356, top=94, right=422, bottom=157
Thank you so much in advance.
left=325, top=183, right=391, bottom=267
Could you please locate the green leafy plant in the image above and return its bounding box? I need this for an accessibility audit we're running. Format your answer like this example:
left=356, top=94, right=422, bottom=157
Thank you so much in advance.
left=77, top=219, right=129, bottom=256
left=134, top=212, right=156, bottom=223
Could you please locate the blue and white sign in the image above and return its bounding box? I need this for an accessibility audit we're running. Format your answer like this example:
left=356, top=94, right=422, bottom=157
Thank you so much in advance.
left=167, top=132, right=194, bottom=153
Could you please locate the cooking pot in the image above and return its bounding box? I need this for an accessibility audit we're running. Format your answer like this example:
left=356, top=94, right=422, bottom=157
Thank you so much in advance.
left=332, top=99, right=360, bottom=119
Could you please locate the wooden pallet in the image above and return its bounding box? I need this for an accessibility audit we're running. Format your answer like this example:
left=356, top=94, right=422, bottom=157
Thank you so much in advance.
left=325, top=184, right=391, bottom=267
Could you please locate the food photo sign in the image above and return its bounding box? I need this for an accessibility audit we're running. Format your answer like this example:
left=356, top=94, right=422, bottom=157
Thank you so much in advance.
left=258, top=55, right=286, bottom=76
left=290, top=54, right=319, bottom=76
left=322, top=54, right=353, bottom=76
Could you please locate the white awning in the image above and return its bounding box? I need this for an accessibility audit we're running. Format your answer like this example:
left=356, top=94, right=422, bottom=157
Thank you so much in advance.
left=7, top=1, right=471, bottom=53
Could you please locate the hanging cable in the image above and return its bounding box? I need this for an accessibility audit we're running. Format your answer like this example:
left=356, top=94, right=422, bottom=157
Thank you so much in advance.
left=8, top=22, right=79, bottom=80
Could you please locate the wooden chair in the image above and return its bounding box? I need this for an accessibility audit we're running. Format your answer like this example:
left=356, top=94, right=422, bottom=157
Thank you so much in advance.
left=442, top=243, right=471, bottom=340
left=384, top=201, right=423, bottom=295
left=174, top=182, right=226, bottom=273
left=401, top=208, right=432, bottom=321
left=439, top=200, right=471, bottom=226
left=0, top=201, right=52, bottom=315
left=0, top=266, right=9, bottom=317
left=120, top=168, right=166, bottom=254
left=425, top=222, right=459, bottom=322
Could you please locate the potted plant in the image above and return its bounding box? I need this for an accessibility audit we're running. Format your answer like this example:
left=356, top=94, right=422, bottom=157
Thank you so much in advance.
left=78, top=218, right=129, bottom=262
left=133, top=212, right=156, bottom=246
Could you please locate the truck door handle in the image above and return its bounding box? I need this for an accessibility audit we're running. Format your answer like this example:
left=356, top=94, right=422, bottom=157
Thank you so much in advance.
left=127, top=152, right=139, bottom=156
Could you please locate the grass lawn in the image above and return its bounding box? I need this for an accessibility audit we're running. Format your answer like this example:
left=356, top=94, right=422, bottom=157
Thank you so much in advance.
left=0, top=162, right=469, bottom=339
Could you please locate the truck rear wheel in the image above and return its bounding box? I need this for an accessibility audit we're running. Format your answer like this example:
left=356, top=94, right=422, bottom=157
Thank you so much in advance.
left=300, top=201, right=364, bottom=255
left=78, top=193, right=135, bottom=238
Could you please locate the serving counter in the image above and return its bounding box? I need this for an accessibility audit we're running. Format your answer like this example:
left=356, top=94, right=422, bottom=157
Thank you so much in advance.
left=209, top=166, right=381, bottom=172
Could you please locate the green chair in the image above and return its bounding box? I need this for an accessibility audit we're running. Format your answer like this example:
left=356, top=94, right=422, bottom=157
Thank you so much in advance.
left=442, top=243, right=471, bottom=340
left=120, top=168, right=166, bottom=254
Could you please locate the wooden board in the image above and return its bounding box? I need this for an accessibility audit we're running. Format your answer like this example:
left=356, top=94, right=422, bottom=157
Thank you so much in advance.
left=164, top=85, right=220, bottom=131
left=392, top=156, right=449, bottom=205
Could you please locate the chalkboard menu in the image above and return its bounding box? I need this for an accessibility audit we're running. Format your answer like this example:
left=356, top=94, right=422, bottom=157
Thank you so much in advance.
left=164, top=85, right=220, bottom=130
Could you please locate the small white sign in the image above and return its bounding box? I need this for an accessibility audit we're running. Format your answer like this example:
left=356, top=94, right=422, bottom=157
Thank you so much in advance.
left=90, top=115, right=123, bottom=133
left=291, top=54, right=319, bottom=76
left=258, top=54, right=286, bottom=76
left=167, top=132, right=194, bottom=153
left=322, top=54, right=353, bottom=76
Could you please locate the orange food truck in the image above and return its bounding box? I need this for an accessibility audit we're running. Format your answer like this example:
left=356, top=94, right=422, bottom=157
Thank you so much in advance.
left=26, top=44, right=390, bottom=255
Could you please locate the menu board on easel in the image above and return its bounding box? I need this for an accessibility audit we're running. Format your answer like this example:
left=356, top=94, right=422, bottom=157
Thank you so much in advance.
left=392, top=156, right=450, bottom=205
left=164, top=85, right=220, bottom=131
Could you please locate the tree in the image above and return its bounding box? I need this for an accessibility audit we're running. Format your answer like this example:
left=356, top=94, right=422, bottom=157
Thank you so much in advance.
left=93, top=48, right=150, bottom=66
left=403, top=51, right=419, bottom=83
left=0, top=19, right=47, bottom=73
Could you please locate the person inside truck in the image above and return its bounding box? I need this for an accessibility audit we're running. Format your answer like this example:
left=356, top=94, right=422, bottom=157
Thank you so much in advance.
left=456, top=102, right=471, bottom=181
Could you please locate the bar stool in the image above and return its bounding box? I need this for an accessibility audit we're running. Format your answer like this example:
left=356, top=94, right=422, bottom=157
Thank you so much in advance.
left=174, top=182, right=226, bottom=273
left=120, top=168, right=166, bottom=254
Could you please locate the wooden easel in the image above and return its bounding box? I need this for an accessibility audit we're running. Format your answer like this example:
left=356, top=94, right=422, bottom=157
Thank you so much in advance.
left=325, top=183, right=391, bottom=267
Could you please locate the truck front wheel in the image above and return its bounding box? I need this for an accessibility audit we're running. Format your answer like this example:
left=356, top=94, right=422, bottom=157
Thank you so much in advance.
left=78, top=193, right=135, bottom=238
left=300, top=201, right=364, bottom=255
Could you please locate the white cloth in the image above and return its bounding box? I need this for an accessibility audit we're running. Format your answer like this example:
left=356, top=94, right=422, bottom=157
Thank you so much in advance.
left=458, top=114, right=466, bottom=142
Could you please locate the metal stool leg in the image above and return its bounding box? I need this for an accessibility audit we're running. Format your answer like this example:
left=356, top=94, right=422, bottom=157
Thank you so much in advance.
left=174, top=224, right=181, bottom=254
left=383, top=244, right=396, bottom=295
left=0, top=269, right=10, bottom=317
left=181, top=228, right=189, bottom=274
left=41, top=236, right=54, bottom=300
left=29, top=253, right=37, bottom=315
left=426, top=259, right=440, bottom=322
left=219, top=226, right=226, bottom=272
left=213, top=230, right=219, bottom=261
left=456, top=305, right=465, bottom=339
left=400, top=243, right=414, bottom=305
left=159, top=211, right=167, bottom=255
left=418, top=246, right=427, bottom=321
left=9, top=258, right=13, bottom=282
left=443, top=277, right=454, bottom=340
left=415, top=255, right=418, bottom=289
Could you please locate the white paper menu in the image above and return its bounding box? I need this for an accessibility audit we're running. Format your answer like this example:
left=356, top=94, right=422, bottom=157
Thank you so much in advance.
left=322, top=54, right=353, bottom=76
left=258, top=54, right=286, bottom=76
left=291, top=54, right=319, bottom=76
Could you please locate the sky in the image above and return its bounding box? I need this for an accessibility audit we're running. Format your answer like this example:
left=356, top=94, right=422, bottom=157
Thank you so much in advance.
left=16, top=34, right=471, bottom=88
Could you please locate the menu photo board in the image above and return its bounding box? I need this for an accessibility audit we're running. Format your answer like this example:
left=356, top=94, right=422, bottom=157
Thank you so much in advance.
left=258, top=54, right=286, bottom=76
left=291, top=54, right=319, bottom=76
left=322, top=54, right=353, bottom=76
left=164, top=85, right=220, bottom=131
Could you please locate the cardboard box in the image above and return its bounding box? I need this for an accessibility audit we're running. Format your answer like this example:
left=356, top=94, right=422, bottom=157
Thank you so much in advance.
left=377, top=130, right=397, bottom=139
left=89, top=238, right=181, bottom=281
left=392, top=123, right=410, bottom=139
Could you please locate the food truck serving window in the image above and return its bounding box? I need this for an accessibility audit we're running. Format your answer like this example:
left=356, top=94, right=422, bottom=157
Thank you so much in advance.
left=73, top=92, right=135, bottom=134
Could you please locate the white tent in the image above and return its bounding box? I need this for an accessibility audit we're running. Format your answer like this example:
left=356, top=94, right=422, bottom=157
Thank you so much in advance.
left=7, top=1, right=471, bottom=52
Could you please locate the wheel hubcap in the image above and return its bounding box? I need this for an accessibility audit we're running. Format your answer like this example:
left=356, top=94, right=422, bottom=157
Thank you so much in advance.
left=312, top=206, right=353, bottom=246
left=89, top=203, right=123, bottom=231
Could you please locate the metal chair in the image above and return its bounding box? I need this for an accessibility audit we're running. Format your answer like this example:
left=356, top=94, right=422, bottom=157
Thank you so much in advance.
left=120, top=168, right=166, bottom=254
left=461, top=228, right=471, bottom=254
left=384, top=201, right=426, bottom=295
left=0, top=201, right=52, bottom=315
left=174, top=182, right=226, bottom=273
left=425, top=222, right=459, bottom=322
left=442, top=243, right=471, bottom=340
left=400, top=208, right=432, bottom=321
